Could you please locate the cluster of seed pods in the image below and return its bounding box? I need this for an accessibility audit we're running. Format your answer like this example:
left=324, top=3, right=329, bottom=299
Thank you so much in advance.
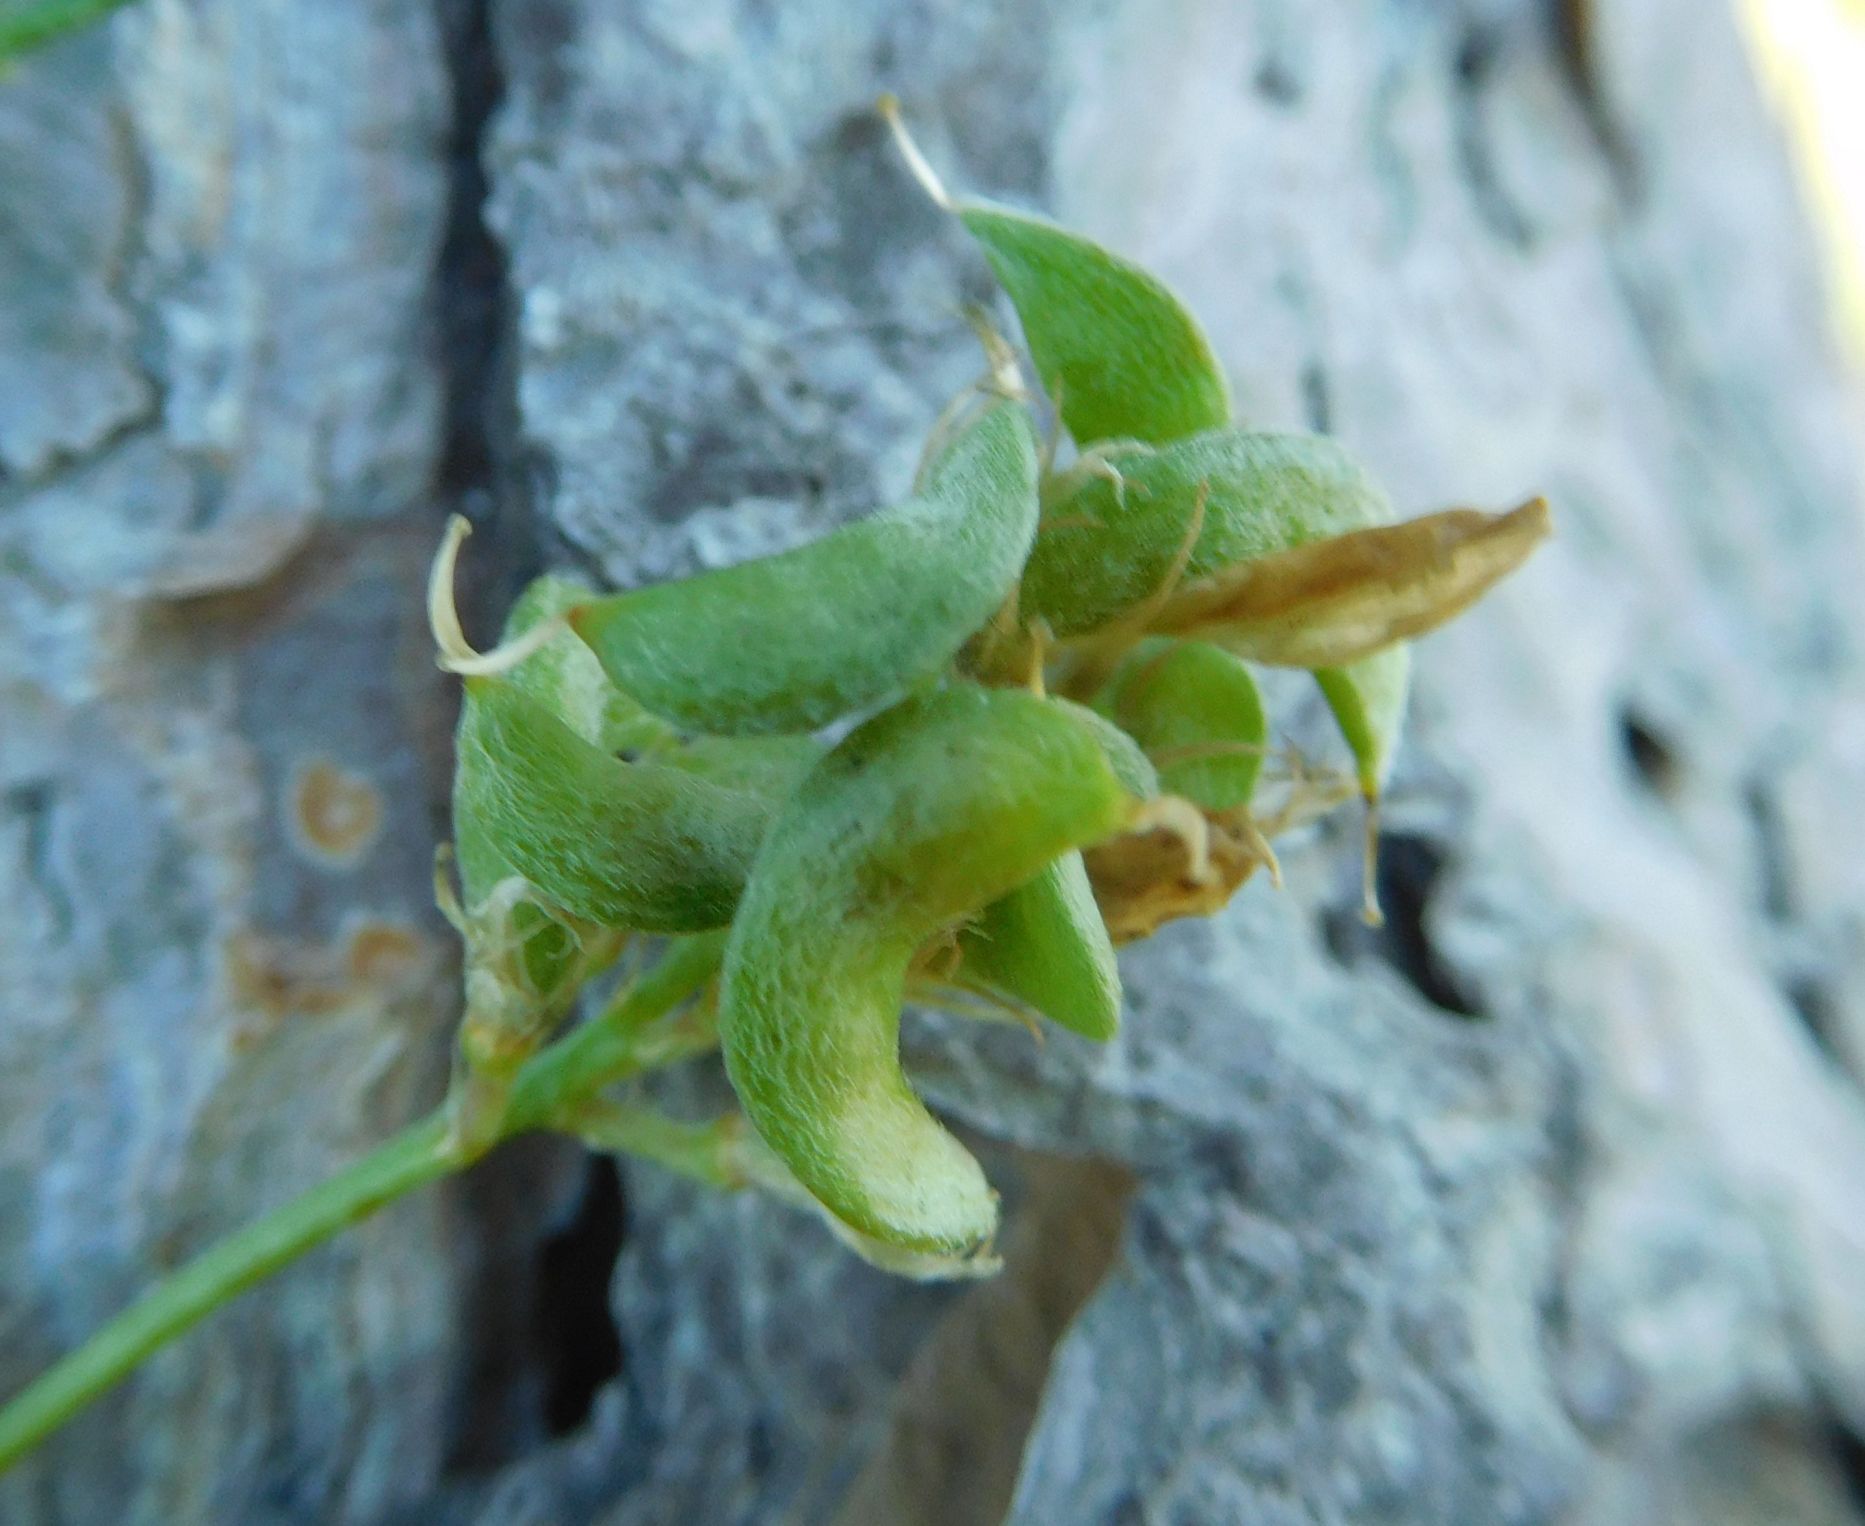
left=436, top=102, right=1549, bottom=1273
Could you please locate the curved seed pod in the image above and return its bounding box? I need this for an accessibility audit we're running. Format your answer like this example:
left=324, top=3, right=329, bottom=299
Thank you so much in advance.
left=955, top=851, right=1121, bottom=1042
left=498, top=573, right=681, bottom=757
left=1100, top=638, right=1267, bottom=812
left=451, top=572, right=681, bottom=913
left=1023, top=430, right=1395, bottom=639
left=505, top=578, right=824, bottom=808
left=1315, top=645, right=1411, bottom=800
left=719, top=685, right=1145, bottom=1257
left=450, top=568, right=820, bottom=929
left=1155, top=497, right=1551, bottom=668
left=453, top=677, right=781, bottom=932
left=569, top=401, right=1040, bottom=735
left=660, top=733, right=823, bottom=796
left=880, top=98, right=1229, bottom=446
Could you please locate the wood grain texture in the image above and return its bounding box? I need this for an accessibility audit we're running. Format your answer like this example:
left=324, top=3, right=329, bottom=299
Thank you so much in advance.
left=5, top=0, right=1865, bottom=1521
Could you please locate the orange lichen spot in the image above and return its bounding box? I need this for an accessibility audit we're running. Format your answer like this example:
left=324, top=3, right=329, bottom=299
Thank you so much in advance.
left=224, top=930, right=353, bottom=1023
left=345, top=922, right=428, bottom=986
left=288, top=758, right=384, bottom=867
left=223, top=919, right=435, bottom=1037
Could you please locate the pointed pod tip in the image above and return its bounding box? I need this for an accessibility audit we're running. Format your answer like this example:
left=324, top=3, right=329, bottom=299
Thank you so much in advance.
left=1502, top=495, right=1553, bottom=545
left=876, top=93, right=953, bottom=210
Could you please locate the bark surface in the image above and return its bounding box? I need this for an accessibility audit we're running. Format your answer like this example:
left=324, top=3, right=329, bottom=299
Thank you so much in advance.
left=3, top=1, right=1865, bottom=1522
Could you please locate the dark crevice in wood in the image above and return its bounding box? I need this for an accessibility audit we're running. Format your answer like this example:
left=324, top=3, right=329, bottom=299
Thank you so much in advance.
left=1547, top=0, right=1644, bottom=207
left=534, top=1156, right=627, bottom=1436
left=431, top=0, right=615, bottom=1477
left=1619, top=709, right=1683, bottom=799
left=1324, top=831, right=1484, bottom=1020
left=441, top=1135, right=580, bottom=1474
left=432, top=0, right=545, bottom=671
left=1828, top=1420, right=1865, bottom=1514
left=435, top=0, right=515, bottom=507
left=1451, top=22, right=1537, bottom=252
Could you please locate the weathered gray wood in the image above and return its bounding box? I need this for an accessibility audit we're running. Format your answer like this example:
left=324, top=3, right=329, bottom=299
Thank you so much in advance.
left=0, top=4, right=470, bottom=1521
left=4, top=0, right=1865, bottom=1522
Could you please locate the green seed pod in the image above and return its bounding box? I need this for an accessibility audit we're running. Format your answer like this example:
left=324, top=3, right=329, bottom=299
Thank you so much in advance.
left=955, top=851, right=1122, bottom=1042
left=958, top=204, right=1230, bottom=446
left=448, top=560, right=822, bottom=931
left=1100, top=639, right=1267, bottom=813
left=1023, top=430, right=1395, bottom=640
left=948, top=700, right=1151, bottom=1045
left=453, top=677, right=781, bottom=932
left=1048, top=696, right=1160, bottom=800
left=1025, top=432, right=1541, bottom=802
left=880, top=98, right=1229, bottom=446
left=569, top=401, right=1040, bottom=735
left=1315, top=645, right=1411, bottom=800
left=449, top=570, right=679, bottom=913
left=729, top=1128, right=1006, bottom=1280
left=497, top=574, right=680, bottom=757
left=718, top=684, right=1145, bottom=1257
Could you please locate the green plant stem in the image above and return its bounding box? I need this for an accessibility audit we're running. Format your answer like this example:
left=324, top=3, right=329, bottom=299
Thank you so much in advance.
left=0, top=1115, right=451, bottom=1473
left=503, top=929, right=726, bottom=1130
left=568, top=1102, right=746, bottom=1190
left=0, top=930, right=727, bottom=1474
